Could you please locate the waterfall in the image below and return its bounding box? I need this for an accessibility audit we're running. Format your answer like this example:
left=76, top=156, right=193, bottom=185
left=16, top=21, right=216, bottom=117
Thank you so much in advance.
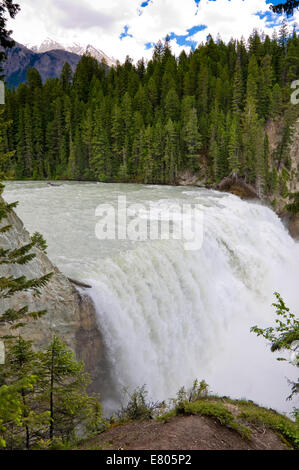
left=88, top=192, right=299, bottom=413
left=4, top=182, right=299, bottom=414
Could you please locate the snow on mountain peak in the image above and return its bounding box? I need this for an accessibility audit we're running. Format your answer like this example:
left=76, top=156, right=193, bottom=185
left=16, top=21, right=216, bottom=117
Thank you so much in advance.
left=26, top=38, right=116, bottom=66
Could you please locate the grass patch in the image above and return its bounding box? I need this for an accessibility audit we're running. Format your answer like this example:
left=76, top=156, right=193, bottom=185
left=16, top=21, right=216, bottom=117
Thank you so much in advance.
left=159, top=399, right=251, bottom=440
left=158, top=394, right=298, bottom=448
left=236, top=403, right=298, bottom=450
left=202, top=397, right=298, bottom=450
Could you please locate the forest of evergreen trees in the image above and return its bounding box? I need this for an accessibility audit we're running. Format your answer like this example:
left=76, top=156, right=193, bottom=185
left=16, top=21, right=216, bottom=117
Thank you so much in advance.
left=2, top=21, right=299, bottom=197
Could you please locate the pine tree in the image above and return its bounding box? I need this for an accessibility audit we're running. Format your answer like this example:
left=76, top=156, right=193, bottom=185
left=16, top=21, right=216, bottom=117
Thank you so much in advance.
left=91, top=108, right=111, bottom=181
left=2, top=26, right=298, bottom=192
left=142, top=125, right=154, bottom=184
left=0, top=0, right=20, bottom=76
left=210, top=139, right=220, bottom=181
left=82, top=108, right=93, bottom=173
left=275, top=103, right=298, bottom=169
left=228, top=117, right=241, bottom=178
left=271, top=1, right=299, bottom=16
left=0, top=108, right=15, bottom=177
left=60, top=63, right=73, bottom=93
left=165, top=88, right=180, bottom=122
left=0, top=337, right=50, bottom=449
left=111, top=104, right=124, bottom=175
left=183, top=108, right=201, bottom=172
left=232, top=57, right=244, bottom=115
left=246, top=55, right=259, bottom=107
left=67, top=130, right=80, bottom=180
left=37, top=336, right=103, bottom=442
left=32, top=89, right=44, bottom=178
left=164, top=119, right=178, bottom=184
left=263, top=134, right=271, bottom=194
left=0, top=376, right=36, bottom=449
left=255, top=126, right=267, bottom=197
left=258, top=55, right=274, bottom=120
left=270, top=83, right=283, bottom=117
left=198, top=65, right=209, bottom=114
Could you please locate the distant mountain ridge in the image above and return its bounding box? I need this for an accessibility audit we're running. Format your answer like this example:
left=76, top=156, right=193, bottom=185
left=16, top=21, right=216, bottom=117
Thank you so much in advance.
left=3, top=39, right=116, bottom=88
left=3, top=42, right=82, bottom=88
left=26, top=37, right=116, bottom=67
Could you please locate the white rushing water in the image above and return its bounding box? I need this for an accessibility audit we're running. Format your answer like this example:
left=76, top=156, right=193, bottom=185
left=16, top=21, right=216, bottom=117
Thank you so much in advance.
left=4, top=181, right=299, bottom=414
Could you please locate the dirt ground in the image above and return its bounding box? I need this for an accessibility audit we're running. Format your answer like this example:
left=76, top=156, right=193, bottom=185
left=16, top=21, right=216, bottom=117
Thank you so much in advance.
left=78, top=415, right=289, bottom=451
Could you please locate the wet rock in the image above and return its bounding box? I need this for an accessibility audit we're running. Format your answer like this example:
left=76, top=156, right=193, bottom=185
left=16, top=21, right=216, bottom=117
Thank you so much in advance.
left=217, top=177, right=258, bottom=200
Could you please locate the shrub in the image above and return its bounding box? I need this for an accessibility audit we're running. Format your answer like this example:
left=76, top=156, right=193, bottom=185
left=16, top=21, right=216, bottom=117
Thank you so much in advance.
left=117, top=385, right=159, bottom=422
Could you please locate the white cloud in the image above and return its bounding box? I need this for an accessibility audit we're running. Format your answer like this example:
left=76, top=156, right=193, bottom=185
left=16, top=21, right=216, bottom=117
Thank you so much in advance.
left=189, top=0, right=282, bottom=44
left=7, top=0, right=296, bottom=63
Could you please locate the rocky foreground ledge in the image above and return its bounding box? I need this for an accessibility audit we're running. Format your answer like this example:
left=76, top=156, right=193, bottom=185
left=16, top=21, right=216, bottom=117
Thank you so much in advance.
left=0, top=203, right=108, bottom=394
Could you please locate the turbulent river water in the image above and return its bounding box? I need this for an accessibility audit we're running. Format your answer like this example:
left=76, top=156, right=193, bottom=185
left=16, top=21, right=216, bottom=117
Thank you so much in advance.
left=4, top=181, right=299, bottom=415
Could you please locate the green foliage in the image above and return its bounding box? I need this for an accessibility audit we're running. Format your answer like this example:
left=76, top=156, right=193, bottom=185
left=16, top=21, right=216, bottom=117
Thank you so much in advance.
left=36, top=336, right=105, bottom=442
left=238, top=401, right=299, bottom=449
left=0, top=336, right=106, bottom=449
left=182, top=401, right=251, bottom=439
left=271, top=1, right=299, bottom=16
left=2, top=31, right=298, bottom=192
left=158, top=387, right=298, bottom=448
left=286, top=192, right=299, bottom=215
left=0, top=376, right=36, bottom=448
left=0, top=1, right=20, bottom=75
left=31, top=232, right=48, bottom=254
left=158, top=381, right=251, bottom=440
left=251, top=293, right=299, bottom=354
left=117, top=385, right=159, bottom=422
left=173, top=379, right=209, bottom=408
left=251, top=293, right=299, bottom=399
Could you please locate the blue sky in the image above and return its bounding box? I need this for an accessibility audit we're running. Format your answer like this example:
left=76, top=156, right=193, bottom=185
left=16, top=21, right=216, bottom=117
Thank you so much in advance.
left=9, top=0, right=298, bottom=62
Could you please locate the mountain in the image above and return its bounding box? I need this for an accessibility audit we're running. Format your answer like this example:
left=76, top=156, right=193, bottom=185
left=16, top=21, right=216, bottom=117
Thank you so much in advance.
left=3, top=42, right=82, bottom=88
left=3, top=38, right=116, bottom=88
left=26, top=37, right=116, bottom=67
left=27, top=38, right=64, bottom=53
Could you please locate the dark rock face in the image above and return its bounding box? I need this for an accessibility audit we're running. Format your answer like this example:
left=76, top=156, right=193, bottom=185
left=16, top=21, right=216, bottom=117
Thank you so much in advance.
left=282, top=213, right=299, bottom=240
left=3, top=42, right=81, bottom=88
left=288, top=214, right=299, bottom=240
left=75, top=291, right=117, bottom=401
left=217, top=177, right=258, bottom=200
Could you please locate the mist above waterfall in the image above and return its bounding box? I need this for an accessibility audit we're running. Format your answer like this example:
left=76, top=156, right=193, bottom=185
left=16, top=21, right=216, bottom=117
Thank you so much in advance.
left=4, top=181, right=299, bottom=414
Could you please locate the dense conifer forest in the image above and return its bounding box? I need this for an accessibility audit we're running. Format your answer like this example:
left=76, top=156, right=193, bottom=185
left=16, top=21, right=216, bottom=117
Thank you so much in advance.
left=1, top=22, right=299, bottom=197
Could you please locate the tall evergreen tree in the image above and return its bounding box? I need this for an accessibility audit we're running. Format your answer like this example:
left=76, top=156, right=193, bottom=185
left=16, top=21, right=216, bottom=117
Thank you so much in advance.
left=183, top=107, right=201, bottom=172
left=228, top=117, right=241, bottom=178
left=37, top=336, right=102, bottom=442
